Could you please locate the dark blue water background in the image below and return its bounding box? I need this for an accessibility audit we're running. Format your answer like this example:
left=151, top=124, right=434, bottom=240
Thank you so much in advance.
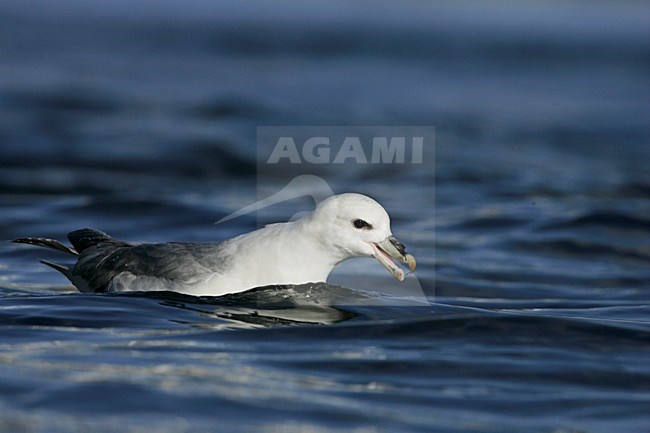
left=0, top=1, right=649, bottom=432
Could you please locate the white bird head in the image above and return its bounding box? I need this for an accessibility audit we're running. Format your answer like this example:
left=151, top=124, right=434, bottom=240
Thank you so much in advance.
left=306, top=193, right=416, bottom=281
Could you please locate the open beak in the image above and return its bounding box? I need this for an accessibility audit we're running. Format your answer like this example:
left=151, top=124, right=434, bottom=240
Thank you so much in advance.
left=370, top=236, right=416, bottom=282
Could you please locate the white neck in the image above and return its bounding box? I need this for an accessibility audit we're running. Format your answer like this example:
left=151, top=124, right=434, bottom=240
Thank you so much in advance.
left=213, top=219, right=345, bottom=290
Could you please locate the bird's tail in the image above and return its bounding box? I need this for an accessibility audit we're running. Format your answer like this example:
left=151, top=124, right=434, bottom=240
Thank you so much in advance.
left=38, top=259, right=73, bottom=280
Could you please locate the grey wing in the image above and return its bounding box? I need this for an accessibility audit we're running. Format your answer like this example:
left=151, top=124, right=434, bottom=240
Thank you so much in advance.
left=72, top=242, right=228, bottom=292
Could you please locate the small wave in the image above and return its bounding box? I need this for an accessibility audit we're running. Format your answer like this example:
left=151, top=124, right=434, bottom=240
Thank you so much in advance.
left=539, top=211, right=649, bottom=231
left=2, top=89, right=121, bottom=115
left=513, top=238, right=650, bottom=262
left=451, top=216, right=530, bottom=230
left=191, top=96, right=273, bottom=120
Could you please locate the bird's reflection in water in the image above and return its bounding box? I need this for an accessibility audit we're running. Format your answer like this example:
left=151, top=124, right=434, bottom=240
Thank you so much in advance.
left=214, top=305, right=356, bottom=327
left=134, top=284, right=360, bottom=328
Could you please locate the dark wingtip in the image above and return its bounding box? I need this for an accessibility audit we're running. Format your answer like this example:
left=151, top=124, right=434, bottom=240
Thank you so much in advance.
left=10, top=237, right=78, bottom=255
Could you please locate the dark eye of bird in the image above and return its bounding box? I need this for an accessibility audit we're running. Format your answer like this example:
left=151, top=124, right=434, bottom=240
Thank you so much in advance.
left=353, top=219, right=372, bottom=230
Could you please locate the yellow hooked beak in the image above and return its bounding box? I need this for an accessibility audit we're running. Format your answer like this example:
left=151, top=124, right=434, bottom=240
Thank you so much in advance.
left=370, top=236, right=416, bottom=281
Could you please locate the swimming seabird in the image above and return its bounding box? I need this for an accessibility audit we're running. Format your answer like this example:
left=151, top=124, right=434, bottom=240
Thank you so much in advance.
left=12, top=193, right=416, bottom=296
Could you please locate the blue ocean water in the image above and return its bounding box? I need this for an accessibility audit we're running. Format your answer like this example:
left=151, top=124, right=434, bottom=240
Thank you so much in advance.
left=0, top=1, right=649, bottom=432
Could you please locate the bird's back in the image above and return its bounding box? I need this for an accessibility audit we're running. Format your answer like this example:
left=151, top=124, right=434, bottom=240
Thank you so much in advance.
left=54, top=228, right=226, bottom=293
